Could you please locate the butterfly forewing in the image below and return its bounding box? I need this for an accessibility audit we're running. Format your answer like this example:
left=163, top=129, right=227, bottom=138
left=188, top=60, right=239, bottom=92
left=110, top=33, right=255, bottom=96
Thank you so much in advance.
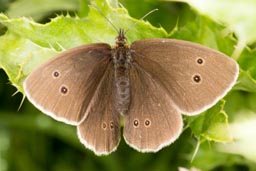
left=78, top=63, right=121, bottom=155
left=131, top=39, right=239, bottom=115
left=123, top=64, right=183, bottom=152
left=24, top=43, right=111, bottom=125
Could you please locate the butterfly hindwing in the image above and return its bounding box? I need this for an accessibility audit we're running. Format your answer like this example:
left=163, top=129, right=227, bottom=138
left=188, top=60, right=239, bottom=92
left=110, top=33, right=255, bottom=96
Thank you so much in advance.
left=123, top=63, right=183, bottom=152
left=77, top=63, right=121, bottom=155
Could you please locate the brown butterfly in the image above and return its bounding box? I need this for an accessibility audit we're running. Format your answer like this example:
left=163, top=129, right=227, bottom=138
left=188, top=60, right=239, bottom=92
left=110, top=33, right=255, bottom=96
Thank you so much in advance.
left=23, top=29, right=239, bottom=155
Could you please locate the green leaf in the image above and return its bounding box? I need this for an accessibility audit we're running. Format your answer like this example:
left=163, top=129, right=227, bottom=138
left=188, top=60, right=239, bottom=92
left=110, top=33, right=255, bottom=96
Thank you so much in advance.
left=234, top=70, right=256, bottom=93
left=6, top=0, right=80, bottom=21
left=191, top=141, right=256, bottom=171
left=0, top=0, right=167, bottom=92
left=169, top=0, right=256, bottom=45
left=235, top=47, right=256, bottom=92
left=171, top=15, right=237, bottom=56
left=186, top=100, right=233, bottom=143
left=0, top=31, right=57, bottom=92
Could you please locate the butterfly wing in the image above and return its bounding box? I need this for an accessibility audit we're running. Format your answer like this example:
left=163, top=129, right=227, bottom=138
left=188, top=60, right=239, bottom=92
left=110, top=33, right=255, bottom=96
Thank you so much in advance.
left=23, top=43, right=111, bottom=125
left=77, top=63, right=120, bottom=155
left=130, top=39, right=239, bottom=115
left=123, top=64, right=183, bottom=152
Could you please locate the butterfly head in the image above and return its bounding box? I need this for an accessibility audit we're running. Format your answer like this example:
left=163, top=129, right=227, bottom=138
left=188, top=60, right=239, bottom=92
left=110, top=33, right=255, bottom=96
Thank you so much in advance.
left=115, top=29, right=127, bottom=47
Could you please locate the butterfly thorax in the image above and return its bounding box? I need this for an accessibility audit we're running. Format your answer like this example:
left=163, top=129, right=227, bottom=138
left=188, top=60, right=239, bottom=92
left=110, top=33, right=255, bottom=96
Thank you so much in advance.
left=112, top=29, right=131, bottom=115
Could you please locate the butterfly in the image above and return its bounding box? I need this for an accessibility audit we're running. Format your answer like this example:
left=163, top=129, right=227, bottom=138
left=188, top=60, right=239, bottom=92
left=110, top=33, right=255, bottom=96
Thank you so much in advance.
left=23, top=29, right=239, bottom=155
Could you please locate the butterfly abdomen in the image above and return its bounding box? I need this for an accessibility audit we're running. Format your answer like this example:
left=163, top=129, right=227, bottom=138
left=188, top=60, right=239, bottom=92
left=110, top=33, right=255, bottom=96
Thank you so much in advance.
left=112, top=45, right=131, bottom=115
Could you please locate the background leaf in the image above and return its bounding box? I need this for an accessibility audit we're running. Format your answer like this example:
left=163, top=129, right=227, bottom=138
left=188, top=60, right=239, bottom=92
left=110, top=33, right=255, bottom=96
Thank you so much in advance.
left=169, top=0, right=256, bottom=45
left=186, top=100, right=233, bottom=143
left=6, top=0, right=80, bottom=21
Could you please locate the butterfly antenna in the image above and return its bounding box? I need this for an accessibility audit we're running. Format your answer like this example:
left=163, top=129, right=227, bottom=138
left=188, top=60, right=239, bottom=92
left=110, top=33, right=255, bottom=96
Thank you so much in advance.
left=124, top=8, right=158, bottom=35
left=139, top=9, right=159, bottom=21
left=89, top=5, right=119, bottom=34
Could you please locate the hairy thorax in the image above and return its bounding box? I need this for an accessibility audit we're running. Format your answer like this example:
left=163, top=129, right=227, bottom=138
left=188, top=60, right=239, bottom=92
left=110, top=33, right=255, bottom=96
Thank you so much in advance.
left=112, top=44, right=131, bottom=115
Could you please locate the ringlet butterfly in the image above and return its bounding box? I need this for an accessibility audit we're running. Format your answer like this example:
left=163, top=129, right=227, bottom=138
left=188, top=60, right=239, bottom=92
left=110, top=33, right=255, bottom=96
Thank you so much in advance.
left=23, top=27, right=239, bottom=155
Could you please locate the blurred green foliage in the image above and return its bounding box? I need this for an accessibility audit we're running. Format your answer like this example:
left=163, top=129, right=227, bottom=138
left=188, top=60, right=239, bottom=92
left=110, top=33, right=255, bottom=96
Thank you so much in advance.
left=1, top=0, right=256, bottom=171
left=170, top=0, right=256, bottom=45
